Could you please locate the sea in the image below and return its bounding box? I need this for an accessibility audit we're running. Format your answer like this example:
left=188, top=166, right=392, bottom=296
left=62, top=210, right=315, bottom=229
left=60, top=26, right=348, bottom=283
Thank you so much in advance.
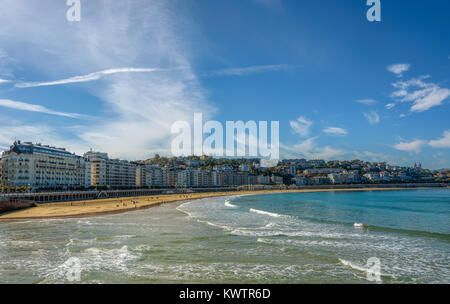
left=0, top=189, right=448, bottom=284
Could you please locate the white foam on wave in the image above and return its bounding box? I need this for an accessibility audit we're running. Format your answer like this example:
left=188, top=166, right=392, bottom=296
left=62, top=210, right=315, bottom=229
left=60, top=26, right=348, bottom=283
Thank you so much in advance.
left=257, top=238, right=274, bottom=244
left=354, top=223, right=365, bottom=229
left=176, top=204, right=193, bottom=217
left=82, top=245, right=140, bottom=272
left=224, top=200, right=238, bottom=208
left=231, top=227, right=360, bottom=239
left=339, top=258, right=396, bottom=281
left=132, top=261, right=315, bottom=283
left=249, top=208, right=290, bottom=218
left=197, top=219, right=233, bottom=231
left=339, top=258, right=370, bottom=273
left=42, top=246, right=140, bottom=283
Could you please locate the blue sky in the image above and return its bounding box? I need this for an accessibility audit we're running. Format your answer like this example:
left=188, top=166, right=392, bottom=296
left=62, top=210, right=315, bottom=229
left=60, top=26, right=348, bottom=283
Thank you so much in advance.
left=0, top=0, right=449, bottom=169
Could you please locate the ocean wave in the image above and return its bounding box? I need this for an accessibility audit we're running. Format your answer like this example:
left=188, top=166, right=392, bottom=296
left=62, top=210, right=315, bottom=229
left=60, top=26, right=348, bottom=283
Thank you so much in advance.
left=175, top=205, right=193, bottom=218
left=196, top=219, right=233, bottom=231
left=339, top=258, right=371, bottom=273
left=249, top=208, right=291, bottom=218
left=257, top=238, right=273, bottom=244
left=304, top=216, right=450, bottom=241
left=224, top=200, right=238, bottom=208
left=231, top=227, right=362, bottom=239
left=129, top=262, right=335, bottom=283
left=354, top=223, right=365, bottom=229
left=339, top=258, right=395, bottom=281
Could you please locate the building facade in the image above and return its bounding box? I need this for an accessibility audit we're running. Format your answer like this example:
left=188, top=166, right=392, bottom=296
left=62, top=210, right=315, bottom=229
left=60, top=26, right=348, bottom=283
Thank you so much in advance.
left=84, top=151, right=136, bottom=188
left=1, top=141, right=86, bottom=189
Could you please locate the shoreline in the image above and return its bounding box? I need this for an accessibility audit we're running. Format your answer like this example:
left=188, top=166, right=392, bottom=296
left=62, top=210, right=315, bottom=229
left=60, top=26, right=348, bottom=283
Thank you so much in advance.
left=0, top=187, right=444, bottom=221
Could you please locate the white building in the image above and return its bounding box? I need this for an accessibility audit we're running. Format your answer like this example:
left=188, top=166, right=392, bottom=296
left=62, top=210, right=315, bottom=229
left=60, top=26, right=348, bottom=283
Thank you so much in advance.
left=1, top=141, right=87, bottom=189
left=84, top=151, right=136, bottom=188
left=363, top=172, right=380, bottom=182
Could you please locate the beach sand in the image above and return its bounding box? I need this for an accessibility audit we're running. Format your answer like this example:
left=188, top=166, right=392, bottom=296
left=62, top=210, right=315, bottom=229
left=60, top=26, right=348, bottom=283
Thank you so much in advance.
left=0, top=188, right=429, bottom=220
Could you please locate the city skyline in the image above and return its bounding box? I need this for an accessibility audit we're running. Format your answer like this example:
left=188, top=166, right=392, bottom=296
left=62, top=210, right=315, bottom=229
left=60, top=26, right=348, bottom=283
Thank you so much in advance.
left=2, top=140, right=446, bottom=192
left=0, top=139, right=439, bottom=171
left=0, top=0, right=449, bottom=169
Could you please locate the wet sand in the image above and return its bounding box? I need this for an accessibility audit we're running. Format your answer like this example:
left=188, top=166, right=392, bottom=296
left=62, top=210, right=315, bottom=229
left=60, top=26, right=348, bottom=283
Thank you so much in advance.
left=0, top=188, right=429, bottom=220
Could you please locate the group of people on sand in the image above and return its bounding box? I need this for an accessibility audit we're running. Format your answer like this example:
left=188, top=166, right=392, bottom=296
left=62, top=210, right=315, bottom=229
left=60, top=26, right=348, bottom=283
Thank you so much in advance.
left=113, top=199, right=139, bottom=208
left=68, top=194, right=196, bottom=209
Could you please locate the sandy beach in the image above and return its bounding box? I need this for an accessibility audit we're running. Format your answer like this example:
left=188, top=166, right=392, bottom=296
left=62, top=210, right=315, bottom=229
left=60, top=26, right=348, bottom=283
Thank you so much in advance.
left=0, top=187, right=433, bottom=220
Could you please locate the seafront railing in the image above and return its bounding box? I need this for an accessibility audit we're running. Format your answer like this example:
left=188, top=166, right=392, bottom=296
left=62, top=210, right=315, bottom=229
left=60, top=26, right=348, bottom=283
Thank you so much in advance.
left=0, top=183, right=447, bottom=204
left=0, top=187, right=240, bottom=203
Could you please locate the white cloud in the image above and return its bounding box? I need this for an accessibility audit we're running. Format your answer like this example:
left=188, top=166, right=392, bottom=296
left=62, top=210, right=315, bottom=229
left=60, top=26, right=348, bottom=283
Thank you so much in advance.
left=387, top=63, right=410, bottom=77
left=281, top=137, right=345, bottom=160
left=385, top=103, right=395, bottom=110
left=15, top=68, right=169, bottom=88
left=363, top=111, right=380, bottom=125
left=0, top=99, right=87, bottom=119
left=210, top=64, right=290, bottom=77
left=0, top=1, right=214, bottom=160
left=429, top=130, right=450, bottom=148
left=356, top=99, right=377, bottom=105
left=394, top=140, right=426, bottom=153
left=323, top=127, right=347, bottom=136
left=391, top=76, right=450, bottom=112
left=0, top=79, right=10, bottom=83
left=289, top=116, right=313, bottom=137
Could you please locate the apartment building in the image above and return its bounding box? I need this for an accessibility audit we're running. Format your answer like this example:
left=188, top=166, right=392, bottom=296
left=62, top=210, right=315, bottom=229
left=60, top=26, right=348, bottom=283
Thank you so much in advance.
left=257, top=175, right=271, bottom=185
left=84, top=151, right=136, bottom=188
left=176, top=169, right=195, bottom=188
left=137, top=165, right=170, bottom=188
left=1, top=141, right=86, bottom=189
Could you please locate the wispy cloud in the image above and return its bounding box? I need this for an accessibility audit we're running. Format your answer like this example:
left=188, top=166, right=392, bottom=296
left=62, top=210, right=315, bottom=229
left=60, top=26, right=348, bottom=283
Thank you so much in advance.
left=394, top=139, right=426, bottom=153
left=363, top=110, right=380, bottom=125
left=323, top=127, right=347, bottom=136
left=385, top=103, right=395, bottom=110
left=210, top=64, right=291, bottom=77
left=391, top=76, right=450, bottom=112
left=0, top=1, right=214, bottom=159
left=15, top=68, right=169, bottom=88
left=387, top=63, right=410, bottom=77
left=0, top=78, right=11, bottom=84
left=0, top=99, right=87, bottom=119
left=281, top=137, right=346, bottom=160
left=356, top=99, right=377, bottom=105
left=429, top=130, right=450, bottom=148
left=290, top=116, right=313, bottom=137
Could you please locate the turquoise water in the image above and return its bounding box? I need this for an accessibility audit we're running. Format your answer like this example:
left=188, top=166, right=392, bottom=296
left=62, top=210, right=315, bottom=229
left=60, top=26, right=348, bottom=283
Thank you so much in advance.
left=0, top=189, right=449, bottom=283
